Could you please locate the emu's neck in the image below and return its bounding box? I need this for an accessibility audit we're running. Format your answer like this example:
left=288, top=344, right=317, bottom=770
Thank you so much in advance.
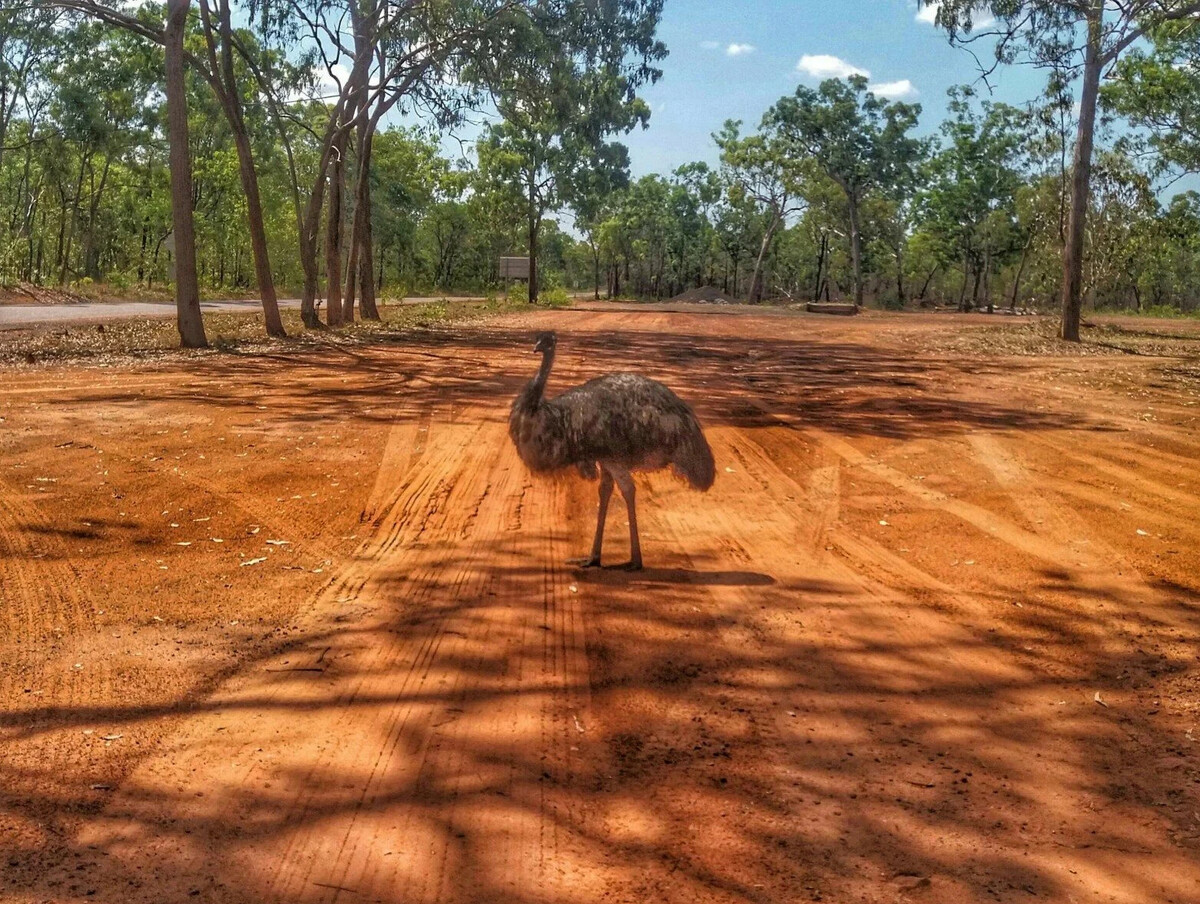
left=524, top=347, right=555, bottom=407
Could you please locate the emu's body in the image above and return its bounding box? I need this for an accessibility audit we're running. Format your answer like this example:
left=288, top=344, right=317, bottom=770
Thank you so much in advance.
left=508, top=331, right=715, bottom=569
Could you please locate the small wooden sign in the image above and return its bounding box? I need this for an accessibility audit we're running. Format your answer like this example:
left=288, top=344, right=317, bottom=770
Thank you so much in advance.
left=499, top=256, right=530, bottom=280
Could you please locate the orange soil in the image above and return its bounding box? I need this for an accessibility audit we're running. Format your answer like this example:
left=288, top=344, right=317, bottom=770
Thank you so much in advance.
left=2, top=310, right=1199, bottom=903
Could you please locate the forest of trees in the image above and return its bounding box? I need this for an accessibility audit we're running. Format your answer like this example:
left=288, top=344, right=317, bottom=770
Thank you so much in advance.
left=5, top=1, right=1200, bottom=347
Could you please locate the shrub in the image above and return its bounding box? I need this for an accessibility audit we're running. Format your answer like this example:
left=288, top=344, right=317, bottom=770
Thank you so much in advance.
left=539, top=286, right=571, bottom=308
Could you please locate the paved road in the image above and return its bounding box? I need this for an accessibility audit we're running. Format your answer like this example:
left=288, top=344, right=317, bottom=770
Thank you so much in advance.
left=0, top=298, right=304, bottom=330
left=0, top=296, right=500, bottom=330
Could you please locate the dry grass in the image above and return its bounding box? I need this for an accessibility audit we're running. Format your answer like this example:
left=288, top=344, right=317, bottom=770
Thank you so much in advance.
left=898, top=315, right=1200, bottom=360
left=0, top=298, right=527, bottom=369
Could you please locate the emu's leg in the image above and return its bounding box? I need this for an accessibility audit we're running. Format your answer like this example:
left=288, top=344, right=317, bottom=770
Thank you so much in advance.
left=611, top=466, right=642, bottom=571
left=576, top=467, right=613, bottom=568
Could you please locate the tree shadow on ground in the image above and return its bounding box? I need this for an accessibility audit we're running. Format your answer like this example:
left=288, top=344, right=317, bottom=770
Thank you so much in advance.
left=2, top=313, right=1191, bottom=902
left=4, top=531, right=1199, bottom=903
left=52, top=318, right=1090, bottom=440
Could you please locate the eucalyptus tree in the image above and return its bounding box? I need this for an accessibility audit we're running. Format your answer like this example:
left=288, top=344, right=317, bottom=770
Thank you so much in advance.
left=47, top=22, right=159, bottom=285
left=764, top=75, right=922, bottom=307
left=51, top=0, right=288, bottom=334
left=1107, top=23, right=1200, bottom=178
left=671, top=161, right=722, bottom=287
left=923, top=0, right=1200, bottom=338
left=915, top=91, right=1030, bottom=311
left=0, top=3, right=60, bottom=176
left=470, top=0, right=664, bottom=303
left=165, top=0, right=205, bottom=346
left=566, top=155, right=631, bottom=300
left=714, top=120, right=809, bottom=302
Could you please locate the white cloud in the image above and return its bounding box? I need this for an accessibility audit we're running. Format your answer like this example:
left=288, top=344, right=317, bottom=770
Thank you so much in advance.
left=796, top=54, right=870, bottom=80
left=726, top=43, right=756, bottom=57
left=700, top=40, right=721, bottom=50
left=321, top=63, right=351, bottom=90
left=915, top=2, right=995, bottom=29
left=871, top=79, right=919, bottom=99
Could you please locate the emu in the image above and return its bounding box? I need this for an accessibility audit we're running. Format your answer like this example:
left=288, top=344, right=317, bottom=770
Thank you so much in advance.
left=508, top=331, right=715, bottom=570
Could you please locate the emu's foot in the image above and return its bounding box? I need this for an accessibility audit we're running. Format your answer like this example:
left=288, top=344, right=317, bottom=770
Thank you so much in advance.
left=569, top=556, right=602, bottom=569
left=618, top=560, right=643, bottom=572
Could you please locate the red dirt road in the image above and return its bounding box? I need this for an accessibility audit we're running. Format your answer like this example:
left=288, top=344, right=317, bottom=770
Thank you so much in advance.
left=2, top=310, right=1199, bottom=903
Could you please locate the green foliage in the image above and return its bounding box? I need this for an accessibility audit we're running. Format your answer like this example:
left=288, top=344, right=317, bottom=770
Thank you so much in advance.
left=1106, top=24, right=1200, bottom=177
left=538, top=286, right=571, bottom=307
left=471, top=0, right=664, bottom=301
left=7, top=5, right=1200, bottom=324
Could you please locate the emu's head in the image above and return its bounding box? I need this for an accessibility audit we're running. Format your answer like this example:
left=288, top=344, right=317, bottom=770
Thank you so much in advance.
left=533, top=331, right=557, bottom=355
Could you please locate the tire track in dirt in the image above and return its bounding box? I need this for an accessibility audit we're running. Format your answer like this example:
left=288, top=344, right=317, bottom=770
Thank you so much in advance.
left=359, top=408, right=435, bottom=526
left=809, top=427, right=1090, bottom=571
left=649, top=421, right=1200, bottom=904
left=30, top=405, right=594, bottom=903
left=0, top=475, right=118, bottom=864
left=0, top=481, right=94, bottom=639
left=969, top=432, right=1200, bottom=648
left=594, top=424, right=1047, bottom=901
left=1023, top=432, right=1200, bottom=512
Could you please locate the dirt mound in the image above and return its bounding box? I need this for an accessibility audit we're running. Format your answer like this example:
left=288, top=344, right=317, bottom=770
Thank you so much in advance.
left=669, top=285, right=738, bottom=304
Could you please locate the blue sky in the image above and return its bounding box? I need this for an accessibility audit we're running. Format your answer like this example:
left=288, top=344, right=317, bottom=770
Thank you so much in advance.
left=618, top=0, right=1051, bottom=177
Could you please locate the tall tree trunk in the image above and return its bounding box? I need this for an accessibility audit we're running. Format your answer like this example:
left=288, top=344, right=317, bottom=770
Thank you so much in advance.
left=847, top=193, right=864, bottom=306
left=1009, top=238, right=1031, bottom=311
left=592, top=239, right=601, bottom=300
left=165, top=0, right=207, bottom=348
left=748, top=212, right=781, bottom=304
left=895, top=241, right=906, bottom=307
left=356, top=128, right=379, bottom=321
left=918, top=263, right=940, bottom=305
left=83, top=156, right=111, bottom=280
left=527, top=175, right=539, bottom=305
left=958, top=253, right=970, bottom=312
left=35, top=204, right=47, bottom=284
left=1061, top=0, right=1104, bottom=343
left=343, top=151, right=359, bottom=324
left=299, top=202, right=323, bottom=328
left=325, top=142, right=345, bottom=325
left=203, top=0, right=285, bottom=337
left=345, top=118, right=380, bottom=321
left=983, top=245, right=993, bottom=314
left=59, top=153, right=88, bottom=286
left=358, top=207, right=377, bottom=320
left=813, top=232, right=827, bottom=302
left=54, top=188, right=68, bottom=277
left=230, top=127, right=285, bottom=336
